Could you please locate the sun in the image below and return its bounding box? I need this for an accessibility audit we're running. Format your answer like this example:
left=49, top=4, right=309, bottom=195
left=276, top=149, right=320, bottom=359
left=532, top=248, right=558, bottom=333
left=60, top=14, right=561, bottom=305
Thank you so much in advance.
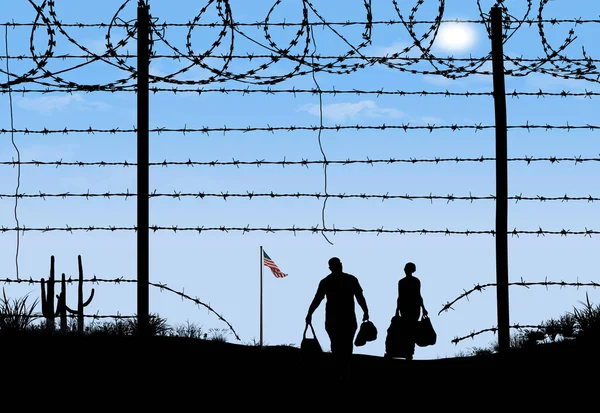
left=436, top=22, right=477, bottom=52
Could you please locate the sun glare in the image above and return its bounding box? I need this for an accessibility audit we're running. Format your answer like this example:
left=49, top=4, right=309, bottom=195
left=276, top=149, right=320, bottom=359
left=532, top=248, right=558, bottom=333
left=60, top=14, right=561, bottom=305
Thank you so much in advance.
left=437, top=23, right=476, bottom=52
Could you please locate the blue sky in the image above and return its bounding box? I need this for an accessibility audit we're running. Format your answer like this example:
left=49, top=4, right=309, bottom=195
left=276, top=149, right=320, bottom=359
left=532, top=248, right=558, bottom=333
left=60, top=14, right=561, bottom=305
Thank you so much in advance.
left=1, top=0, right=599, bottom=360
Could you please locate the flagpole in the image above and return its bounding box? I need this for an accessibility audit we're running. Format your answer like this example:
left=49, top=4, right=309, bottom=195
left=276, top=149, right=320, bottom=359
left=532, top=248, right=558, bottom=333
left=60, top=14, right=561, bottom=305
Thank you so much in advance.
left=260, top=245, right=263, bottom=348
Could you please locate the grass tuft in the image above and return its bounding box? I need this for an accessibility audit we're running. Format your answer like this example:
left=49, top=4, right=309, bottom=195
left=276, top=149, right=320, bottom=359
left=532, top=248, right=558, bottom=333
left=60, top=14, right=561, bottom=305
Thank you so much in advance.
left=0, top=288, right=39, bottom=333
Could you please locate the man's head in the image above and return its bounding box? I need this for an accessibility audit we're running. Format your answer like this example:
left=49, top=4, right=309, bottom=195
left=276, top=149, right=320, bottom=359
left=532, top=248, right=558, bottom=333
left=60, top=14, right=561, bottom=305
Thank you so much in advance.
left=329, top=257, right=343, bottom=274
left=404, top=262, right=416, bottom=276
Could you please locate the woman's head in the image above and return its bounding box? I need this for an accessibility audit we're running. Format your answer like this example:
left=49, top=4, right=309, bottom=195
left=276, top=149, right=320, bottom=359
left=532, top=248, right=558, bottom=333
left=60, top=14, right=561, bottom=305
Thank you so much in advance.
left=404, top=262, right=416, bottom=275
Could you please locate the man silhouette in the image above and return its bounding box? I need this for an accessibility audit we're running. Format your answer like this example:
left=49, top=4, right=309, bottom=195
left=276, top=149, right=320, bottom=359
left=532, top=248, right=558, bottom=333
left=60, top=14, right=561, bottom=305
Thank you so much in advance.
left=305, top=257, right=369, bottom=381
left=396, top=261, right=428, bottom=360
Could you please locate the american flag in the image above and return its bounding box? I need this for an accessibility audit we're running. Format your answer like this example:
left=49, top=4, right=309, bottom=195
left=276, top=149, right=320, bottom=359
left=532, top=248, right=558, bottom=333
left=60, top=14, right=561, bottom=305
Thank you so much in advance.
left=263, top=250, right=288, bottom=278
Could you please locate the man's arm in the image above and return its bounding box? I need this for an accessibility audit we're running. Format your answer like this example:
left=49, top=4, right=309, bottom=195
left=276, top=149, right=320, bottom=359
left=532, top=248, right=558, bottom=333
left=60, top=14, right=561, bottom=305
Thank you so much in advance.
left=355, top=280, right=369, bottom=321
left=305, top=282, right=325, bottom=324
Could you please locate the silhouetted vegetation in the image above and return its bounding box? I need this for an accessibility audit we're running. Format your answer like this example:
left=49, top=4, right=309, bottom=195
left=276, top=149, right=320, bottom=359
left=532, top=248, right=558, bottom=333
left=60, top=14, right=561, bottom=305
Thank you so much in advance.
left=460, top=292, right=600, bottom=356
left=0, top=288, right=38, bottom=332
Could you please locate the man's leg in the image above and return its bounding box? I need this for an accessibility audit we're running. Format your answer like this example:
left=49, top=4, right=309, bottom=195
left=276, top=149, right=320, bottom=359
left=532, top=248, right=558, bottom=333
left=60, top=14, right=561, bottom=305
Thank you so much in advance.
left=327, top=325, right=357, bottom=380
left=326, top=328, right=341, bottom=379
left=337, top=328, right=356, bottom=380
left=327, top=328, right=347, bottom=380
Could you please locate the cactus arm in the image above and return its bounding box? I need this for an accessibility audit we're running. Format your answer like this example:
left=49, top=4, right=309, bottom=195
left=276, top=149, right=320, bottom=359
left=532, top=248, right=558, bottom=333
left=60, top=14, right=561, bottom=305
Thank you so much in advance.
left=53, top=293, right=61, bottom=317
left=60, top=273, right=68, bottom=332
left=48, top=256, right=55, bottom=316
left=65, top=305, right=76, bottom=314
left=83, top=289, right=95, bottom=307
left=41, top=278, right=47, bottom=315
left=41, top=255, right=57, bottom=332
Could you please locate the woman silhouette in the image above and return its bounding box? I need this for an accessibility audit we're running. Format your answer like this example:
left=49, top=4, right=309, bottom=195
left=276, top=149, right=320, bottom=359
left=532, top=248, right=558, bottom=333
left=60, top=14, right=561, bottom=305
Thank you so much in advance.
left=395, top=262, right=428, bottom=360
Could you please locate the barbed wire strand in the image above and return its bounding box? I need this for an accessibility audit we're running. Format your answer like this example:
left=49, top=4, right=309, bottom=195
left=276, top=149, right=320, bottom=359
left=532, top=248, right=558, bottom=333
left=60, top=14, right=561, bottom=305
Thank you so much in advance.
left=451, top=323, right=547, bottom=345
left=2, top=190, right=600, bottom=204
left=4, top=25, right=20, bottom=281
left=3, top=53, right=600, bottom=65
left=1, top=156, right=599, bottom=168
left=4, top=54, right=600, bottom=65
left=0, top=312, right=137, bottom=320
left=0, top=225, right=596, bottom=237
left=439, top=278, right=600, bottom=316
left=4, top=18, right=600, bottom=28
left=4, top=86, right=600, bottom=99
left=4, top=123, right=600, bottom=135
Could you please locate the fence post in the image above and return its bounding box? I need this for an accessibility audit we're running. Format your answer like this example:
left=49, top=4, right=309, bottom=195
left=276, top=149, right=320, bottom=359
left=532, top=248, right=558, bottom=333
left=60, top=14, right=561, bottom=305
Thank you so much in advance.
left=137, top=2, right=150, bottom=336
left=491, top=6, right=510, bottom=353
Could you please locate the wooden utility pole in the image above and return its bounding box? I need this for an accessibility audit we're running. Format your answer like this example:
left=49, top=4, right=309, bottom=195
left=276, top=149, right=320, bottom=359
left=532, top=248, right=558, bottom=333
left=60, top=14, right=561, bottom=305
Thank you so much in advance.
left=491, top=6, right=510, bottom=353
left=137, top=3, right=150, bottom=336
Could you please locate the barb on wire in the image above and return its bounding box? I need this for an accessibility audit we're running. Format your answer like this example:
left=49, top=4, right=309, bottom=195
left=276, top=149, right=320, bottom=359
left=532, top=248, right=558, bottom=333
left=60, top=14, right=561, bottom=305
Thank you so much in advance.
left=439, top=279, right=600, bottom=316
left=0, top=276, right=240, bottom=340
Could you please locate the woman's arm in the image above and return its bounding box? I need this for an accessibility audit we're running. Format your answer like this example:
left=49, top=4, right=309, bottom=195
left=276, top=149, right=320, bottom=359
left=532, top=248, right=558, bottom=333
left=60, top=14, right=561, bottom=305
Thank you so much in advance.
left=418, top=279, right=428, bottom=316
left=396, top=281, right=401, bottom=315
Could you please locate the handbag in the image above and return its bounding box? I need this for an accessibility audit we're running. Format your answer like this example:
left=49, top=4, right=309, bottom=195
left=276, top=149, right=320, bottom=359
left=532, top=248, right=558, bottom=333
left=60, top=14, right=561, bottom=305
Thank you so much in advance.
left=415, top=314, right=437, bottom=347
left=301, top=322, right=322, bottom=356
left=355, top=320, right=377, bottom=346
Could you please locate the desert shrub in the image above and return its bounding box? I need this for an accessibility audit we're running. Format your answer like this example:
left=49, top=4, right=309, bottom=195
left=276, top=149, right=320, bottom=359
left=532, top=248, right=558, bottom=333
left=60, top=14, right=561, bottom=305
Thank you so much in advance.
left=171, top=320, right=204, bottom=339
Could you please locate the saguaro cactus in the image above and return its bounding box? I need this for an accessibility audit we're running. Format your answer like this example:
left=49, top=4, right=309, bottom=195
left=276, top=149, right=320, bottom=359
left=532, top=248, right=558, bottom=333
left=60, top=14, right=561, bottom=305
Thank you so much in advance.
left=66, top=255, right=95, bottom=333
left=40, top=255, right=59, bottom=332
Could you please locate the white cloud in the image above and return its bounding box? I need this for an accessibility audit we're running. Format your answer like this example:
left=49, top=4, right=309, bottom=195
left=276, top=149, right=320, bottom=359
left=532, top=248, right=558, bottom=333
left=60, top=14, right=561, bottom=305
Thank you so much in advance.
left=297, top=100, right=404, bottom=123
left=16, top=94, right=111, bottom=115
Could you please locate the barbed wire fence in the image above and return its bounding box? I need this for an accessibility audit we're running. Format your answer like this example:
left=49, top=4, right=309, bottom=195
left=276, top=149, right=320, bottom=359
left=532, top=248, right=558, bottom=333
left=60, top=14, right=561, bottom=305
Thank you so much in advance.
left=0, top=0, right=598, bottom=349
